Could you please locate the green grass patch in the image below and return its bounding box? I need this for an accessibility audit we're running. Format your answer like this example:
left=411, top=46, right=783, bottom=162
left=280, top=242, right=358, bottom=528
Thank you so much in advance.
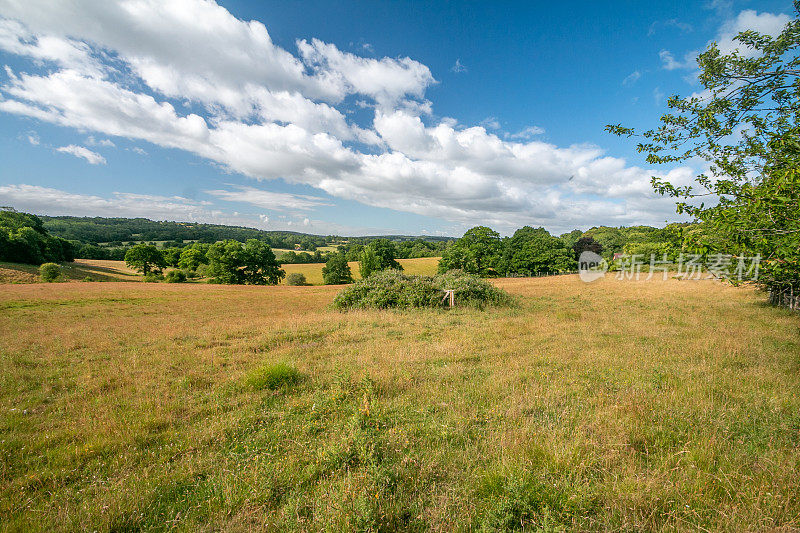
left=245, top=362, right=304, bottom=390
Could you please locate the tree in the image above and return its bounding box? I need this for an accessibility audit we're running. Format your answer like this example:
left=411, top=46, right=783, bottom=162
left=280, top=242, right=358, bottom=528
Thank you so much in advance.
left=178, top=246, right=207, bottom=271
left=322, top=253, right=354, bottom=284
left=206, top=239, right=284, bottom=285
left=501, top=226, right=576, bottom=275
left=572, top=236, right=603, bottom=260
left=359, top=246, right=381, bottom=278
left=286, top=272, right=309, bottom=286
left=607, top=5, right=800, bottom=300
left=368, top=239, right=402, bottom=271
left=438, top=226, right=503, bottom=276
left=124, top=244, right=166, bottom=275
left=162, top=247, right=182, bottom=267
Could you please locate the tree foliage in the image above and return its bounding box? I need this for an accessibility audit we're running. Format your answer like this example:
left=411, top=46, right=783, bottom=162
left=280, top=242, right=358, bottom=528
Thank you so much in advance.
left=438, top=226, right=503, bottom=276
left=607, top=4, right=800, bottom=297
left=322, top=253, right=354, bottom=285
left=206, top=239, right=284, bottom=285
left=359, top=246, right=381, bottom=278
left=502, top=226, right=576, bottom=275
left=0, top=209, right=75, bottom=265
left=124, top=244, right=167, bottom=275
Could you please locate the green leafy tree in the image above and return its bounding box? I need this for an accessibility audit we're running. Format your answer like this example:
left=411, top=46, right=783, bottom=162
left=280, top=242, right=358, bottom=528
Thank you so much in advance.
left=162, top=247, right=182, bottom=267
left=502, top=226, right=576, bottom=275
left=178, top=246, right=207, bottom=271
left=607, top=5, right=800, bottom=299
left=368, top=239, right=402, bottom=271
left=572, top=236, right=603, bottom=260
left=124, top=244, right=166, bottom=275
left=206, top=239, right=284, bottom=285
left=438, top=226, right=503, bottom=276
left=359, top=246, right=381, bottom=278
left=322, top=253, right=354, bottom=284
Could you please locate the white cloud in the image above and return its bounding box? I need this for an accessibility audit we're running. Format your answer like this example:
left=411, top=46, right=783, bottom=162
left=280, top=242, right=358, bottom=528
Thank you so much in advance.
left=508, top=126, right=545, bottom=140
left=86, top=135, right=115, bottom=147
left=622, top=70, right=641, bottom=86
left=55, top=144, right=106, bottom=165
left=715, top=10, right=791, bottom=56
left=451, top=59, right=467, bottom=73
left=206, top=185, right=333, bottom=212
left=0, top=0, right=705, bottom=234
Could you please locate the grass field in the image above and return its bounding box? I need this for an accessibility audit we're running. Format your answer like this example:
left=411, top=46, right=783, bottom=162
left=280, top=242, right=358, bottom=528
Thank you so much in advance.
left=281, top=257, right=440, bottom=285
left=1, top=275, right=798, bottom=530
left=0, top=257, right=439, bottom=286
left=0, top=259, right=140, bottom=284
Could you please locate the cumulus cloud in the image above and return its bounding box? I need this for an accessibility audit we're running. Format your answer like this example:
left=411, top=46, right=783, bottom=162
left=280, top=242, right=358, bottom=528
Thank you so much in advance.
left=0, top=0, right=714, bottom=233
left=55, top=144, right=106, bottom=165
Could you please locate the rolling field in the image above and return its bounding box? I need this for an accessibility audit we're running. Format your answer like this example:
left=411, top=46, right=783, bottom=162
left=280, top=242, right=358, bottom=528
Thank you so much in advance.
left=1, top=275, right=799, bottom=530
left=281, top=257, right=440, bottom=285
left=0, top=259, right=140, bottom=283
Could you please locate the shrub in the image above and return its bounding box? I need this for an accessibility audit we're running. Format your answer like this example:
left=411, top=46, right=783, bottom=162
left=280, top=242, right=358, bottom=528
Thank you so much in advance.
left=286, top=272, right=309, bottom=286
left=143, top=272, right=165, bottom=282
left=246, top=363, right=303, bottom=390
left=164, top=270, right=187, bottom=283
left=332, top=269, right=513, bottom=310
left=39, top=262, right=61, bottom=282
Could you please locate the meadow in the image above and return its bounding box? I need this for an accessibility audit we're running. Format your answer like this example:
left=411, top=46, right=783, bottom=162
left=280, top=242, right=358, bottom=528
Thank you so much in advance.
left=281, top=257, right=440, bottom=285
left=1, top=273, right=799, bottom=531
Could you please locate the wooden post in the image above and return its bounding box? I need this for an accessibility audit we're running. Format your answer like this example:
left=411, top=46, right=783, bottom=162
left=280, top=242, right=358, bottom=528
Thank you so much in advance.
left=442, top=289, right=455, bottom=308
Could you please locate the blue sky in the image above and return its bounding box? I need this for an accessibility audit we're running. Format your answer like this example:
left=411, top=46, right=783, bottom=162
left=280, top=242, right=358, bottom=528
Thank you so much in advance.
left=0, top=0, right=793, bottom=236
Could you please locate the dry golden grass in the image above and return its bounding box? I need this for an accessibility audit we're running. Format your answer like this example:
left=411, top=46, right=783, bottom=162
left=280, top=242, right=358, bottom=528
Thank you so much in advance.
left=0, top=259, right=141, bottom=283
left=281, top=256, right=440, bottom=285
left=0, top=275, right=798, bottom=531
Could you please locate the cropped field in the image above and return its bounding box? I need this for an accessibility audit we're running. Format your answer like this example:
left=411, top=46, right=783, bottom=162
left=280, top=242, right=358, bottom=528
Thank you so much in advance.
left=281, top=256, right=440, bottom=285
left=1, top=276, right=799, bottom=531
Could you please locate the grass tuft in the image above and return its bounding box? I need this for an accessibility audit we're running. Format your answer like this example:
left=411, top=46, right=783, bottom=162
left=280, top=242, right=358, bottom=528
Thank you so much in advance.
left=245, top=362, right=303, bottom=390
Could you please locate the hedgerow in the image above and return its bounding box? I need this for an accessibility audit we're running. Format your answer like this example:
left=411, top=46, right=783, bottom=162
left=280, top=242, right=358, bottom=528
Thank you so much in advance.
left=332, top=269, right=512, bottom=310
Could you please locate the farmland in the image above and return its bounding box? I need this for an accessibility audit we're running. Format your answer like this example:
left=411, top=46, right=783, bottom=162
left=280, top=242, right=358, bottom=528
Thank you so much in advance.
left=282, top=257, right=440, bottom=285
left=1, top=275, right=798, bottom=530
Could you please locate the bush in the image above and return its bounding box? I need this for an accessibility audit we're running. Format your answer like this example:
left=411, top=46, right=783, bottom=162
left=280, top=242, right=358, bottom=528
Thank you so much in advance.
left=246, top=363, right=303, bottom=390
left=164, top=270, right=187, bottom=283
left=286, top=272, right=309, bottom=286
left=143, top=272, right=165, bottom=282
left=39, top=262, right=61, bottom=282
left=332, top=269, right=513, bottom=310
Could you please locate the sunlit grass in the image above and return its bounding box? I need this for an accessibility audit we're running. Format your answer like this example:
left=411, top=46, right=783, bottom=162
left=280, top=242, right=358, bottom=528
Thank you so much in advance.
left=281, top=256, right=441, bottom=285
left=0, top=275, right=798, bottom=530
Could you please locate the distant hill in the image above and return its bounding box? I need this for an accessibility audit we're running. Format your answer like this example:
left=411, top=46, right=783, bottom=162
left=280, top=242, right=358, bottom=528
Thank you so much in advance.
left=39, top=215, right=453, bottom=247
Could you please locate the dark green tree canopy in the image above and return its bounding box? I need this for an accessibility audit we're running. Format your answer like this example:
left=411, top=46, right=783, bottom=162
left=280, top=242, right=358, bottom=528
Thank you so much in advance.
left=502, top=226, right=575, bottom=275
left=367, top=239, right=402, bottom=271
left=322, top=253, right=354, bottom=285
left=572, top=236, right=603, bottom=260
left=124, top=244, right=167, bottom=275
left=206, top=239, right=284, bottom=285
left=438, top=226, right=503, bottom=276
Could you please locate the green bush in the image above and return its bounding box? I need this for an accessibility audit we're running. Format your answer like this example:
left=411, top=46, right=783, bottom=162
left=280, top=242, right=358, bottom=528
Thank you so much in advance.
left=286, top=272, right=309, bottom=286
left=164, top=270, right=187, bottom=283
left=39, top=262, right=61, bottom=282
left=143, top=272, right=165, bottom=282
left=332, top=269, right=512, bottom=310
left=246, top=363, right=303, bottom=390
